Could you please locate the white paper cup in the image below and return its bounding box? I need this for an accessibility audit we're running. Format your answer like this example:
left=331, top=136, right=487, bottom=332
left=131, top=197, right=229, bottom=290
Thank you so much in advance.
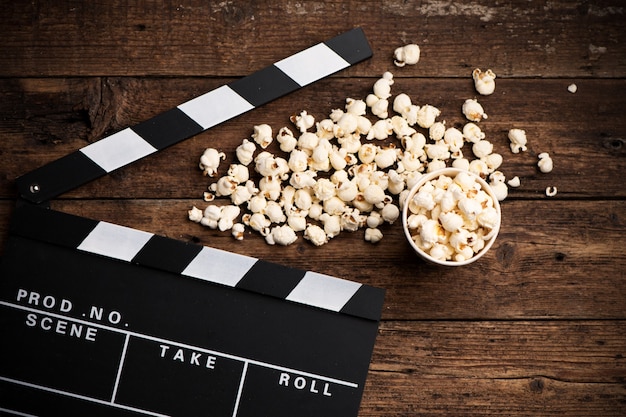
left=402, top=168, right=501, bottom=266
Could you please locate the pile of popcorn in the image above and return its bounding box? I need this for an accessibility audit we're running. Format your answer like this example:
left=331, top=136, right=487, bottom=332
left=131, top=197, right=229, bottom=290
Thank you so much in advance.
left=188, top=43, right=554, bottom=246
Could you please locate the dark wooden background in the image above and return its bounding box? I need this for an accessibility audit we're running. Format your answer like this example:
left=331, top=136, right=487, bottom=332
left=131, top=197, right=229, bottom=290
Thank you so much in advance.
left=1, top=1, right=625, bottom=415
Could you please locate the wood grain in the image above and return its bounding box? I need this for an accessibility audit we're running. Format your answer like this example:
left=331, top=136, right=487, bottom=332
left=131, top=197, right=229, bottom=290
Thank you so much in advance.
left=1, top=0, right=625, bottom=415
left=1, top=1, right=625, bottom=77
left=1, top=77, right=625, bottom=199
left=360, top=321, right=626, bottom=415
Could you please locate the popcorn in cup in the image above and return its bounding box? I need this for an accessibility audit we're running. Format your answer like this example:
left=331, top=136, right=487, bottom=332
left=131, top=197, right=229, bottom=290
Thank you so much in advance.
left=402, top=168, right=501, bottom=266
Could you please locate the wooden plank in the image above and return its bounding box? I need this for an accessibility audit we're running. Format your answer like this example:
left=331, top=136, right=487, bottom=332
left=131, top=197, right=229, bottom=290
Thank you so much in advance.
left=372, top=321, right=626, bottom=382
left=1, top=198, right=623, bottom=320
left=361, top=374, right=626, bottom=416
left=359, top=320, right=626, bottom=416
left=2, top=77, right=625, bottom=199
left=1, top=1, right=625, bottom=77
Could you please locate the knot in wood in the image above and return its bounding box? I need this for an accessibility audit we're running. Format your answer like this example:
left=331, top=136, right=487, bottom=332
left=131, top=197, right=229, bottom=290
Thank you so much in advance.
left=529, top=378, right=544, bottom=394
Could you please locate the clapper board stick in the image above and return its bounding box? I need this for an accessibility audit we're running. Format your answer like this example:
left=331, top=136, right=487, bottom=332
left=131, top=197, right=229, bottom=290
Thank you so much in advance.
left=15, top=27, right=372, bottom=204
left=1, top=28, right=385, bottom=417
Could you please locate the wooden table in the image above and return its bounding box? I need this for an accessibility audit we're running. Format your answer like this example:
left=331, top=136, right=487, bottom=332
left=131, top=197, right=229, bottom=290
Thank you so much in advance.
left=1, top=1, right=625, bottom=415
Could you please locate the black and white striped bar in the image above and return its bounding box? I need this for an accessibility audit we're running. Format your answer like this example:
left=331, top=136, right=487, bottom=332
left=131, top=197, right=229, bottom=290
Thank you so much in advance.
left=9, top=203, right=384, bottom=321
left=15, top=28, right=372, bottom=204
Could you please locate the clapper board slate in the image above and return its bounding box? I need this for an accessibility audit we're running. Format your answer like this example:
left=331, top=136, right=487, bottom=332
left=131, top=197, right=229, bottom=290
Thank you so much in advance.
left=0, top=28, right=385, bottom=417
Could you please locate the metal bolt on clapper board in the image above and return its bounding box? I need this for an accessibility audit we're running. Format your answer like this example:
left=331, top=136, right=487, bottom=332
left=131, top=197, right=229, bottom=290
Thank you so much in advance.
left=0, top=28, right=385, bottom=417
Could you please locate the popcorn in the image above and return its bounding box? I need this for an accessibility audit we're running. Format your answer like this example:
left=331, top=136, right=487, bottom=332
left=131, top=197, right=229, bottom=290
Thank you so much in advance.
left=288, top=149, right=309, bottom=173
left=367, top=119, right=393, bottom=140
left=443, top=127, right=464, bottom=152
left=289, top=170, right=317, bottom=189
left=345, top=98, right=367, bottom=116
left=419, top=219, right=445, bottom=248
left=334, top=112, right=359, bottom=138
left=287, top=214, right=307, bottom=232
left=329, top=147, right=349, bottom=171
left=405, top=171, right=500, bottom=262
left=507, top=176, right=521, bottom=188
left=297, top=132, right=319, bottom=153
left=439, top=211, right=464, bottom=232
left=365, top=227, right=384, bottom=243
left=227, top=164, right=249, bottom=184
left=391, top=115, right=416, bottom=138
left=231, top=223, right=245, bottom=240
left=313, top=178, right=336, bottom=201
left=472, top=140, right=493, bottom=159
left=336, top=179, right=359, bottom=202
left=462, top=99, right=487, bottom=122
left=218, top=205, right=241, bottom=232
left=483, top=153, right=503, bottom=172
left=508, top=129, right=528, bottom=153
left=374, top=147, right=399, bottom=169
left=462, top=123, right=485, bottom=143
left=387, top=170, right=406, bottom=194
left=381, top=203, right=400, bottom=224
left=199, top=148, right=226, bottom=177
left=358, top=143, right=377, bottom=164
left=294, top=189, right=313, bottom=210
left=211, top=176, right=237, bottom=197
left=251, top=124, right=273, bottom=149
left=247, top=195, right=267, bottom=213
left=477, top=206, right=499, bottom=230
left=188, top=47, right=551, bottom=248
left=393, top=93, right=419, bottom=124
left=452, top=158, right=470, bottom=171
left=363, top=184, right=386, bottom=205
left=277, top=127, right=297, bottom=152
left=258, top=175, right=282, bottom=200
left=188, top=206, right=203, bottom=223
left=372, top=71, right=394, bottom=99
left=316, top=119, right=335, bottom=140
left=265, top=225, right=298, bottom=246
left=291, top=110, right=315, bottom=133
left=244, top=212, right=271, bottom=236
left=304, top=224, right=328, bottom=246
left=342, top=209, right=366, bottom=232
left=370, top=98, right=389, bottom=119
left=264, top=201, right=286, bottom=224
left=489, top=181, right=508, bottom=201
left=472, top=68, right=496, bottom=95
left=231, top=184, right=254, bottom=205
left=425, top=143, right=450, bottom=161
left=545, top=186, right=558, bottom=197
left=468, top=159, right=490, bottom=178
left=308, top=203, right=323, bottom=221
left=416, top=105, right=441, bottom=129
left=538, top=152, right=554, bottom=173
left=393, top=44, right=420, bottom=67
left=319, top=213, right=342, bottom=238
left=235, top=139, right=256, bottom=166
left=366, top=211, right=383, bottom=228
left=429, top=121, right=446, bottom=141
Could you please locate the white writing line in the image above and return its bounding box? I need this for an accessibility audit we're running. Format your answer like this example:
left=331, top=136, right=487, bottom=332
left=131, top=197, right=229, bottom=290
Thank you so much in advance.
left=232, top=361, right=249, bottom=417
left=0, top=301, right=358, bottom=388
left=0, top=407, right=39, bottom=417
left=0, top=376, right=170, bottom=417
left=111, top=333, right=130, bottom=403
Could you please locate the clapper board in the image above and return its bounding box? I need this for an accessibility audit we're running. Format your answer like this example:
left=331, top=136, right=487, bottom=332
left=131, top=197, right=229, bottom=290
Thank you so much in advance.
left=0, top=28, right=385, bottom=417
